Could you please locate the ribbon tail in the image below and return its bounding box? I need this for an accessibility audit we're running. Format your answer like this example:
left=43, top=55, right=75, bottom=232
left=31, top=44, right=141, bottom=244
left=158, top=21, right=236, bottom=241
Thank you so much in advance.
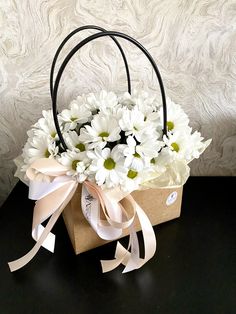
left=101, top=242, right=131, bottom=273
left=101, top=195, right=157, bottom=273
left=101, top=222, right=138, bottom=273
left=134, top=196, right=156, bottom=267
left=8, top=206, right=62, bottom=272
left=8, top=183, right=77, bottom=272
left=122, top=227, right=140, bottom=273
left=32, top=224, right=55, bottom=253
left=101, top=227, right=140, bottom=273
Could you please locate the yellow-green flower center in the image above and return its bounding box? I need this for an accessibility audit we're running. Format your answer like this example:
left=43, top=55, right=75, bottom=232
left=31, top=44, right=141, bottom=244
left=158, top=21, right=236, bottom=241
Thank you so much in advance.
left=99, top=131, right=109, bottom=139
left=104, top=158, right=116, bottom=170
left=151, top=158, right=156, bottom=164
left=171, top=142, right=180, bottom=152
left=71, top=117, right=77, bottom=122
left=167, top=121, right=174, bottom=131
left=133, top=152, right=141, bottom=158
left=76, top=143, right=85, bottom=152
left=72, top=160, right=80, bottom=171
left=51, top=131, right=57, bottom=138
left=127, top=169, right=138, bottom=179
left=44, top=149, right=50, bottom=158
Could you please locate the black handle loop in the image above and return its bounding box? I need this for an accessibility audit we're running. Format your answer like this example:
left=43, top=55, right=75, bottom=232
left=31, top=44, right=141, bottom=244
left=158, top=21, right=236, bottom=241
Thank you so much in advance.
left=50, top=25, right=131, bottom=98
left=52, top=30, right=167, bottom=151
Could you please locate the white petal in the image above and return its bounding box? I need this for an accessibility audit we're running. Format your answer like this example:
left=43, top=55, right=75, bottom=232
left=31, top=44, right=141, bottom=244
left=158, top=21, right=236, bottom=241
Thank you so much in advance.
left=95, top=169, right=107, bottom=185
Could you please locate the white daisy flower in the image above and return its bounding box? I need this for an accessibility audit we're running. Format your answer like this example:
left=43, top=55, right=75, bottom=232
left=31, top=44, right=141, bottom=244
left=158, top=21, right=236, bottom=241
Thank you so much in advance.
left=160, top=98, right=189, bottom=133
left=164, top=129, right=211, bottom=162
left=87, top=147, right=126, bottom=188
left=136, top=138, right=165, bottom=159
left=119, top=90, right=161, bottom=124
left=26, top=129, right=36, bottom=141
left=118, top=91, right=134, bottom=108
left=119, top=107, right=145, bottom=135
left=61, top=101, right=91, bottom=130
left=154, top=146, right=176, bottom=167
left=148, top=156, right=167, bottom=176
left=85, top=90, right=118, bottom=113
left=64, top=131, right=88, bottom=152
left=119, top=107, right=156, bottom=142
left=23, top=135, right=58, bottom=165
left=33, top=110, right=60, bottom=140
left=119, top=89, right=160, bottom=111
left=78, top=113, right=121, bottom=149
left=163, top=131, right=193, bottom=161
left=188, top=131, right=212, bottom=161
left=121, top=166, right=154, bottom=192
left=122, top=136, right=148, bottom=171
left=148, top=147, right=175, bottom=178
left=58, top=150, right=89, bottom=182
left=121, top=168, right=143, bottom=192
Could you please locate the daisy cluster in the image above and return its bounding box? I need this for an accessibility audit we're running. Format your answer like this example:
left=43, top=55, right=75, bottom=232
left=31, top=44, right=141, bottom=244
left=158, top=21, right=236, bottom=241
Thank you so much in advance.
left=21, top=90, right=210, bottom=191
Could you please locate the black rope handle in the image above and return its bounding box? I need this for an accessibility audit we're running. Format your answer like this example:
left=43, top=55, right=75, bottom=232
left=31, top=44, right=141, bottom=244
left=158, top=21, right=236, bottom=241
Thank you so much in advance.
left=50, top=25, right=131, bottom=98
left=52, top=30, right=167, bottom=151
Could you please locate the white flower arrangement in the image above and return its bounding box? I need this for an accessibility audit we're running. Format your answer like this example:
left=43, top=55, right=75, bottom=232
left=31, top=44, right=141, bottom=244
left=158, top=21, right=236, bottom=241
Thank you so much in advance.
left=19, top=89, right=211, bottom=192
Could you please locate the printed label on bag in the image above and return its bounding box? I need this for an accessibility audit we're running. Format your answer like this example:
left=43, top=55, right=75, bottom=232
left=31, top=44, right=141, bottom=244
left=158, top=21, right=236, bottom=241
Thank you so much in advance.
left=166, top=191, right=178, bottom=206
left=81, top=184, right=98, bottom=225
left=84, top=193, right=94, bottom=222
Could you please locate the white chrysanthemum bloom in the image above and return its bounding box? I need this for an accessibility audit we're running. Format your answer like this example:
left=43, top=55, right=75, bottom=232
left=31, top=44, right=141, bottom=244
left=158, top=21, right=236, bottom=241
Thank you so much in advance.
left=61, top=101, right=91, bottom=130
left=23, top=135, right=58, bottom=165
left=99, top=102, right=123, bottom=116
left=121, top=168, right=143, bottom=192
left=187, top=131, right=212, bottom=161
left=120, top=91, right=161, bottom=124
left=58, top=150, right=88, bottom=182
left=64, top=131, right=88, bottom=153
left=160, top=98, right=189, bottom=133
left=147, top=147, right=175, bottom=179
left=119, top=107, right=156, bottom=142
left=164, top=129, right=211, bottom=162
left=136, top=138, right=165, bottom=159
left=78, top=113, right=121, bottom=149
left=121, top=166, right=155, bottom=192
left=26, top=129, right=36, bottom=141
left=33, top=110, right=59, bottom=140
left=87, top=147, right=126, bottom=188
left=154, top=146, right=176, bottom=167
left=118, top=92, right=135, bottom=109
left=163, top=131, right=193, bottom=161
left=122, top=136, right=149, bottom=171
left=148, top=157, right=167, bottom=177
left=85, top=90, right=118, bottom=113
left=119, top=89, right=161, bottom=111
left=119, top=107, right=144, bottom=133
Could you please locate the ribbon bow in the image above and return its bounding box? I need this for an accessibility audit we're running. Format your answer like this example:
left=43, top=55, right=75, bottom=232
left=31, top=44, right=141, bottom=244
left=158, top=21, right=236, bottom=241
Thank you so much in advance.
left=8, top=158, right=156, bottom=273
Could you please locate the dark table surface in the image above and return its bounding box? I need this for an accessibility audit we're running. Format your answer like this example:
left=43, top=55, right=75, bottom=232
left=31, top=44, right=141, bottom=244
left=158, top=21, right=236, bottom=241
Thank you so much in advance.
left=0, top=177, right=235, bottom=314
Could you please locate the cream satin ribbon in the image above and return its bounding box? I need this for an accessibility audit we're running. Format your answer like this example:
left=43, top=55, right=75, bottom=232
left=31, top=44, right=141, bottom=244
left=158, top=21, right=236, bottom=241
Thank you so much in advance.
left=81, top=181, right=156, bottom=273
left=8, top=158, right=156, bottom=273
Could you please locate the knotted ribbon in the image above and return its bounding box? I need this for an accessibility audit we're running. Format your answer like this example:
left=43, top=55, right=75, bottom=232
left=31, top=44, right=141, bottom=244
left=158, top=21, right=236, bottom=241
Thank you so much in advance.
left=8, top=158, right=156, bottom=273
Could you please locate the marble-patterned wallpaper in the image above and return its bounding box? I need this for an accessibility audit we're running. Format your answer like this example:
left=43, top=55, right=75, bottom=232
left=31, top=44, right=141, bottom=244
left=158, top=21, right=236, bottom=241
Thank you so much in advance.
left=0, top=0, right=235, bottom=206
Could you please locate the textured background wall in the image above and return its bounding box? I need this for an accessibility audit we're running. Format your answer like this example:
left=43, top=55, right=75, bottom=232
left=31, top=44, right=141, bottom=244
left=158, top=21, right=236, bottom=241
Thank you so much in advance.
left=0, top=0, right=235, bottom=206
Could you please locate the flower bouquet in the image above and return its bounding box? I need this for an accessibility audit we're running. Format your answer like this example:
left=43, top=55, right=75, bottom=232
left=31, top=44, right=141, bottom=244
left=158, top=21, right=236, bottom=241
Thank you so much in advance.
left=9, top=26, right=211, bottom=273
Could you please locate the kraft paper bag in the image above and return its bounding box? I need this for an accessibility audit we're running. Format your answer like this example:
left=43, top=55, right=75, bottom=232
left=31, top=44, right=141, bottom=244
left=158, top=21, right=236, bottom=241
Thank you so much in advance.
left=62, top=185, right=183, bottom=254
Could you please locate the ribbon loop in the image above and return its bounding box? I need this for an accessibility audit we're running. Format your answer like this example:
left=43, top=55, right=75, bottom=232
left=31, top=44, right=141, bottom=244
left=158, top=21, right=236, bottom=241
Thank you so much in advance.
left=8, top=158, right=157, bottom=273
